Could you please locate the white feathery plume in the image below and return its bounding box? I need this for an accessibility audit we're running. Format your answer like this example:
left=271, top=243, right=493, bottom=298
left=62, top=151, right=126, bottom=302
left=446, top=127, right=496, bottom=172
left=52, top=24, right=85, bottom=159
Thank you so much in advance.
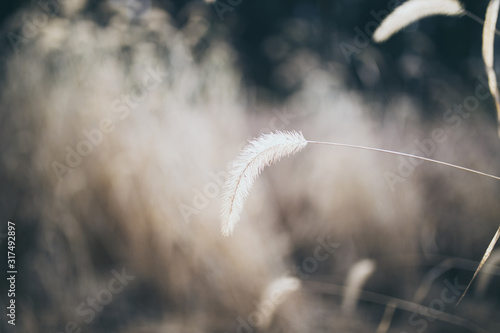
left=220, top=131, right=307, bottom=236
left=373, top=0, right=465, bottom=43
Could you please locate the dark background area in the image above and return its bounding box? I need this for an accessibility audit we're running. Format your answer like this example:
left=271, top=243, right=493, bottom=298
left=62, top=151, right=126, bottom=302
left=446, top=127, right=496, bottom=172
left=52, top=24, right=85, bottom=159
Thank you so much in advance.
left=0, top=0, right=496, bottom=121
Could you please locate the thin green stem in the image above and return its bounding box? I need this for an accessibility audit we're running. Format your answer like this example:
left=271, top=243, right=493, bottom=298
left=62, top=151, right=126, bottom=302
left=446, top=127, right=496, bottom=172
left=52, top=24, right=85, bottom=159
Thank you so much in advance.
left=306, top=140, right=500, bottom=182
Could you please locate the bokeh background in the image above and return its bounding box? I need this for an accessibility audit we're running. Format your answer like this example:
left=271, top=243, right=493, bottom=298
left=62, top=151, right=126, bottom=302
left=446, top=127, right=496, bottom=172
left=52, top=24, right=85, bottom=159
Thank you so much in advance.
left=0, top=0, right=496, bottom=107
left=1, top=1, right=500, bottom=332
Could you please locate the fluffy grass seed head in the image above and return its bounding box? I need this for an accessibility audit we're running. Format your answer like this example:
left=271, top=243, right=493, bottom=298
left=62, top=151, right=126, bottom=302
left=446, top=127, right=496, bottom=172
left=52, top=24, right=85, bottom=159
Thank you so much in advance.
left=373, top=0, right=465, bottom=43
left=220, top=131, right=307, bottom=236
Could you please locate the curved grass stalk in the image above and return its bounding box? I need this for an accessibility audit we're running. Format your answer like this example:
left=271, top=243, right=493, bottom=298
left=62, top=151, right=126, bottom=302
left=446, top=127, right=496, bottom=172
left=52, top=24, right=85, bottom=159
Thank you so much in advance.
left=308, top=140, right=500, bottom=305
left=464, top=10, right=500, bottom=37
left=307, top=140, right=500, bottom=181
left=221, top=131, right=500, bottom=304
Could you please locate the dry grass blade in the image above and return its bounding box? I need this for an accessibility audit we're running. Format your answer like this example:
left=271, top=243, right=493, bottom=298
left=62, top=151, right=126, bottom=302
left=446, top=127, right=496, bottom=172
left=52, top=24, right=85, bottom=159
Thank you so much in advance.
left=256, top=276, right=301, bottom=329
left=220, top=131, right=307, bottom=236
left=482, top=0, right=500, bottom=137
left=373, top=0, right=465, bottom=43
left=475, top=249, right=500, bottom=297
left=341, top=259, right=376, bottom=315
left=376, top=301, right=397, bottom=333
left=457, top=225, right=500, bottom=305
left=306, top=280, right=489, bottom=333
